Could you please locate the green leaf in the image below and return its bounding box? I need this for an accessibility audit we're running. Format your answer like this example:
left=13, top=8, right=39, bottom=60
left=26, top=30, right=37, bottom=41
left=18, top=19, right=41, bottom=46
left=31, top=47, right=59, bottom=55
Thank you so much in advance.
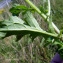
left=54, top=40, right=63, bottom=46
left=24, top=11, right=42, bottom=30
left=0, top=16, right=24, bottom=26
left=54, top=41, right=62, bottom=47
left=0, top=15, right=58, bottom=40
left=10, top=4, right=35, bottom=16
left=10, top=4, right=27, bottom=16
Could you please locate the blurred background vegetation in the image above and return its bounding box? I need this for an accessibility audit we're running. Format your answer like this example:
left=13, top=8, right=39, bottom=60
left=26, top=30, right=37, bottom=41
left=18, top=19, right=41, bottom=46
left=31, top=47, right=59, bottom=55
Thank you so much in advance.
left=0, top=0, right=63, bottom=63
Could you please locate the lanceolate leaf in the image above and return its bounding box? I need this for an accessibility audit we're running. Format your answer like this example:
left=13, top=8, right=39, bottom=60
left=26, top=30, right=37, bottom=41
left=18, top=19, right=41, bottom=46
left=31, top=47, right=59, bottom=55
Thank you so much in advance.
left=24, top=11, right=42, bottom=30
left=0, top=13, right=58, bottom=40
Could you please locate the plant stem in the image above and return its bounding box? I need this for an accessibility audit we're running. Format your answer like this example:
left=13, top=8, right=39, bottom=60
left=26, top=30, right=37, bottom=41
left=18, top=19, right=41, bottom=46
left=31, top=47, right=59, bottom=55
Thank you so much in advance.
left=25, top=0, right=47, bottom=19
left=25, top=0, right=60, bottom=34
left=47, top=0, right=51, bottom=16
